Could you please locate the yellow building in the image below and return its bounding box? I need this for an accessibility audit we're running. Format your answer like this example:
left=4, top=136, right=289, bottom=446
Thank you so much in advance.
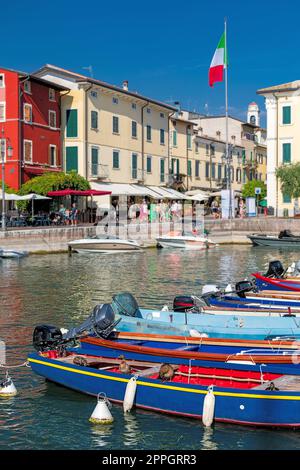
left=257, top=81, right=300, bottom=216
left=34, top=65, right=176, bottom=189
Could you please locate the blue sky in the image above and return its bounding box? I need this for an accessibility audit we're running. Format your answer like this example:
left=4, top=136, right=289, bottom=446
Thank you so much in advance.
left=3, top=0, right=300, bottom=125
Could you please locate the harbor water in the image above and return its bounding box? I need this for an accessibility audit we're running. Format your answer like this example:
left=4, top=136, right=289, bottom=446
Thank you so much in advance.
left=1, top=245, right=300, bottom=450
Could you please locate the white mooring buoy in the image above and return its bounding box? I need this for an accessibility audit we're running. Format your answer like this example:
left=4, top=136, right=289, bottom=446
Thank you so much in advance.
left=0, top=373, right=17, bottom=398
left=89, top=393, right=114, bottom=425
left=202, top=385, right=215, bottom=427
left=123, top=376, right=137, bottom=413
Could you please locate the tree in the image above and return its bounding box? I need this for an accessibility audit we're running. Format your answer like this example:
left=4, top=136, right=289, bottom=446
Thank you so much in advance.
left=18, top=171, right=90, bottom=196
left=242, top=179, right=267, bottom=201
left=276, top=163, right=300, bottom=198
left=0, top=181, right=15, bottom=193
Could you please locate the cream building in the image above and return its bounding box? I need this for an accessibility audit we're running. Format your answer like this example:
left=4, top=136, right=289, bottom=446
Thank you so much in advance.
left=34, top=65, right=177, bottom=190
left=257, top=81, right=300, bottom=216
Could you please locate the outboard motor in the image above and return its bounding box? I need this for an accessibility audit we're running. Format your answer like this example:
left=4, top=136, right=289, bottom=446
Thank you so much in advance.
left=111, top=292, right=141, bottom=317
left=264, top=260, right=285, bottom=278
left=173, top=295, right=198, bottom=313
left=33, top=325, right=63, bottom=351
left=235, top=280, right=255, bottom=298
left=33, top=303, right=120, bottom=352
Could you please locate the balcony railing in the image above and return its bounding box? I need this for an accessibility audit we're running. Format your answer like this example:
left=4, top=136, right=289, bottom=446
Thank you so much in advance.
left=89, top=163, right=109, bottom=180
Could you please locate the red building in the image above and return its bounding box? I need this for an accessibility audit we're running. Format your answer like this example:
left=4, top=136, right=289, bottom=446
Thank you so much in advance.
left=0, top=67, right=68, bottom=190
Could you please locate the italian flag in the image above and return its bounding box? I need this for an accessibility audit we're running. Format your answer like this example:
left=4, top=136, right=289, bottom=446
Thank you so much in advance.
left=209, top=32, right=227, bottom=87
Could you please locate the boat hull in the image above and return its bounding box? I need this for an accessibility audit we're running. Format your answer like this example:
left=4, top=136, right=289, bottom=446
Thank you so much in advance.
left=28, top=353, right=300, bottom=428
left=248, top=235, right=300, bottom=248
left=157, top=237, right=207, bottom=250
left=69, top=239, right=142, bottom=253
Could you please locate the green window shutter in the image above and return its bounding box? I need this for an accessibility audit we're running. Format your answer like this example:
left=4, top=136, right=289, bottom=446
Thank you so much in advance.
left=113, top=151, right=119, bottom=169
left=132, top=153, right=137, bottom=179
left=176, top=159, right=180, bottom=175
left=283, top=143, right=291, bottom=163
left=132, top=121, right=137, bottom=138
left=147, top=156, right=152, bottom=173
left=188, top=160, right=192, bottom=176
left=187, top=133, right=192, bottom=149
left=160, top=129, right=165, bottom=144
left=242, top=149, right=246, bottom=164
left=91, top=147, right=98, bottom=175
left=160, top=159, right=165, bottom=182
left=113, top=116, right=119, bottom=133
left=173, top=130, right=177, bottom=146
left=91, top=111, right=98, bottom=129
left=205, top=162, right=209, bottom=178
left=283, top=106, right=291, bottom=125
left=66, top=146, right=78, bottom=172
left=283, top=193, right=291, bottom=203
left=146, top=125, right=151, bottom=141
left=66, top=110, right=78, bottom=137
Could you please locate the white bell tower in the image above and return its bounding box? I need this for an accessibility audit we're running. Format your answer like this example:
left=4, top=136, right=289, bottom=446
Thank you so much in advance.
left=247, top=102, right=260, bottom=126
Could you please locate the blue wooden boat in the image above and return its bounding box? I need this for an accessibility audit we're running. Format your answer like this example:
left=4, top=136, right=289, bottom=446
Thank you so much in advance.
left=28, top=350, right=300, bottom=428
left=207, top=295, right=300, bottom=310
left=77, top=333, right=300, bottom=370
left=117, top=306, right=300, bottom=340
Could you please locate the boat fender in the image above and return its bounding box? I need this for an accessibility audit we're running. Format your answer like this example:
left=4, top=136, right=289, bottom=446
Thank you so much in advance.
left=161, top=305, right=169, bottom=311
left=123, top=376, right=137, bottom=413
left=202, top=385, right=215, bottom=427
left=89, top=393, right=114, bottom=424
left=0, top=373, right=17, bottom=398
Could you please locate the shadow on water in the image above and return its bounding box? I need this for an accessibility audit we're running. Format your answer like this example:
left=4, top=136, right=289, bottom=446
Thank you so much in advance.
left=1, top=246, right=300, bottom=449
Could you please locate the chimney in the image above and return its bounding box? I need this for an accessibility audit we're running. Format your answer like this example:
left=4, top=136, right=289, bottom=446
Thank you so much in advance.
left=122, top=80, right=128, bottom=91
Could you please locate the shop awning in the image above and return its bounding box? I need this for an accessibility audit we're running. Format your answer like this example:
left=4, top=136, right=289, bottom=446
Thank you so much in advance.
left=47, top=189, right=111, bottom=197
left=90, top=182, right=160, bottom=197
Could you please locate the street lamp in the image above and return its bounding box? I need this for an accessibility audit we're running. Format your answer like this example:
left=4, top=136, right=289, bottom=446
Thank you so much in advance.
left=1, top=128, right=13, bottom=231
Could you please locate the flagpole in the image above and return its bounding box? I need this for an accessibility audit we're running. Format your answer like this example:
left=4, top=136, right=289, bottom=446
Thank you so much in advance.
left=224, top=17, right=232, bottom=219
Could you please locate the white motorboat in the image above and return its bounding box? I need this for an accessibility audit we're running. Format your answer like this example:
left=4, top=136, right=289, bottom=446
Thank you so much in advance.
left=0, top=249, right=28, bottom=259
left=156, top=233, right=216, bottom=250
left=68, top=237, right=142, bottom=254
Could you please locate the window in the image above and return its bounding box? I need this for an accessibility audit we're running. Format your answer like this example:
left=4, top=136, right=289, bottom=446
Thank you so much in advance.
left=195, top=160, right=200, bottom=178
left=195, top=141, right=199, bottom=153
left=282, top=106, right=291, bottom=125
left=147, top=108, right=151, bottom=114
left=146, top=155, right=152, bottom=173
left=132, top=121, right=137, bottom=138
left=146, top=125, right=151, bottom=141
left=187, top=133, right=192, bottom=149
left=24, top=104, right=32, bottom=123
left=91, top=147, right=99, bottom=176
left=24, top=140, right=32, bottom=163
left=283, top=143, right=291, bottom=164
left=172, top=130, right=177, bottom=146
left=160, top=129, right=165, bottom=145
left=160, top=113, right=165, bottom=118
left=0, top=102, right=5, bottom=121
left=211, top=163, right=215, bottom=179
left=187, top=160, right=192, bottom=177
left=231, top=166, right=234, bottom=182
left=49, top=145, right=56, bottom=166
left=206, top=144, right=209, bottom=155
left=176, top=158, right=180, bottom=175
left=236, top=168, right=241, bottom=183
left=113, top=116, right=119, bottom=134
left=242, top=169, right=247, bottom=184
left=66, top=146, right=78, bottom=172
left=132, top=103, right=137, bottom=110
left=91, top=111, right=98, bottom=130
left=171, top=158, right=176, bottom=175
left=218, top=163, right=222, bottom=180
left=283, top=193, right=291, bottom=203
left=205, top=162, right=210, bottom=178
left=66, top=109, right=78, bottom=137
left=0, top=74, right=5, bottom=88
left=160, top=159, right=165, bottom=183
left=113, top=150, right=119, bottom=169
left=132, top=153, right=138, bottom=179
left=210, top=144, right=215, bottom=156
left=49, top=110, right=56, bottom=128
left=49, top=88, right=55, bottom=101
left=112, top=97, right=118, bottom=104
left=90, top=90, right=98, bottom=98
left=24, top=81, right=31, bottom=93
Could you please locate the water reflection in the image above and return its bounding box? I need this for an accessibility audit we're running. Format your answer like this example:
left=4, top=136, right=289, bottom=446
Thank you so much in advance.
left=200, top=427, right=218, bottom=451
